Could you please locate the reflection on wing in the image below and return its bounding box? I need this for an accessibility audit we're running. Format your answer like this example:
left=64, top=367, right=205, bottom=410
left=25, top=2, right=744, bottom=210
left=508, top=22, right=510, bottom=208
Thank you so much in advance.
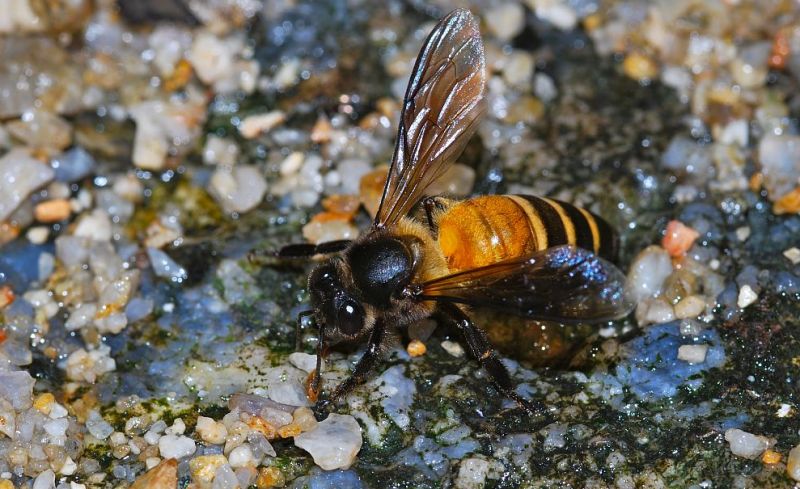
left=374, top=8, right=486, bottom=228
left=417, top=246, right=635, bottom=323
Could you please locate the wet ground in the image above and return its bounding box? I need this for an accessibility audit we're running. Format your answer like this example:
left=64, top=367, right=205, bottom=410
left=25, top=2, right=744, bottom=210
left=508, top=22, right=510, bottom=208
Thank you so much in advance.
left=1, top=0, right=800, bottom=488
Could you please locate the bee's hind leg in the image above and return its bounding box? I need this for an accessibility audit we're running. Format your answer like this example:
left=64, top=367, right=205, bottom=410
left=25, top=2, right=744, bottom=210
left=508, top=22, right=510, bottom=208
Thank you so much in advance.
left=421, top=196, right=453, bottom=232
left=437, top=303, right=553, bottom=420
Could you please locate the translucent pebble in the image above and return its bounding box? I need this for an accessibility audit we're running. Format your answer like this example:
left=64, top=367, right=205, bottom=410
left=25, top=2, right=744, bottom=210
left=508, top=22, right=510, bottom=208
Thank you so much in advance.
left=51, top=147, right=95, bottom=182
left=0, top=148, right=55, bottom=221
left=208, top=165, right=268, bottom=214
left=758, top=134, right=800, bottom=199
left=65, top=303, right=97, bottom=331
left=529, top=0, right=578, bottom=30
left=485, top=3, right=525, bottom=41
left=32, top=469, right=55, bottom=489
left=212, top=464, right=240, bottom=489
left=86, top=411, right=114, bottom=440
left=44, top=418, right=69, bottom=437
left=455, top=458, right=490, bottom=489
left=788, top=444, right=800, bottom=481
left=542, top=423, right=568, bottom=449
left=147, top=247, right=188, bottom=283
left=626, top=246, right=673, bottom=303
left=0, top=369, right=35, bottom=409
left=125, top=297, right=154, bottom=322
left=228, top=444, right=256, bottom=468
left=196, top=416, right=228, bottom=445
left=158, top=434, right=196, bottom=459
left=725, top=429, right=774, bottom=459
left=73, top=209, right=113, bottom=241
left=677, top=344, right=708, bottom=364
left=294, top=414, right=363, bottom=470
left=288, top=352, right=318, bottom=373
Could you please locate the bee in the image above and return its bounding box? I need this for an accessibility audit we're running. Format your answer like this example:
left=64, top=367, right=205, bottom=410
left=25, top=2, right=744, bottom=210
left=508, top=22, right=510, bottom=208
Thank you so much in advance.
left=277, top=8, right=634, bottom=417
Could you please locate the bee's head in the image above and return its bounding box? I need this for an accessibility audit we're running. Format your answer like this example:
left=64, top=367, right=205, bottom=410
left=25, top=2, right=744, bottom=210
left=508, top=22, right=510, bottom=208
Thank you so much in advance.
left=308, top=260, right=369, bottom=343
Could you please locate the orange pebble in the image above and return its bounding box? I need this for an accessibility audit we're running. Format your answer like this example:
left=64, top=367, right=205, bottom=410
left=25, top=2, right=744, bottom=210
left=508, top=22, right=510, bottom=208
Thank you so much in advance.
left=359, top=166, right=389, bottom=218
left=662, top=220, right=700, bottom=257
left=322, top=194, right=360, bottom=217
left=407, top=339, right=427, bottom=357
left=773, top=187, right=800, bottom=215
left=278, top=423, right=303, bottom=438
left=257, top=466, right=285, bottom=488
left=762, top=449, right=782, bottom=465
left=34, top=199, right=71, bottom=223
left=0, top=285, right=14, bottom=309
left=247, top=416, right=278, bottom=439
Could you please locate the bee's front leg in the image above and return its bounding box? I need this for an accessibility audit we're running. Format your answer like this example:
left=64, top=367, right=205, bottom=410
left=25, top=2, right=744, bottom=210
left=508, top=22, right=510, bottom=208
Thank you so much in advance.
left=313, top=320, right=387, bottom=420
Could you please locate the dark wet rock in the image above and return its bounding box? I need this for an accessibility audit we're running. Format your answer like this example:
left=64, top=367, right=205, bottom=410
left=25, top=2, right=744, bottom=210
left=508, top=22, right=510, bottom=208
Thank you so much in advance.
left=117, top=0, right=199, bottom=26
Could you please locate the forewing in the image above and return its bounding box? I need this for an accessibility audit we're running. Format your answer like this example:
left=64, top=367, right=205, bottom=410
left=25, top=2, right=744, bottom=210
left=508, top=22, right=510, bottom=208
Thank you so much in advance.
left=374, top=8, right=486, bottom=228
left=418, top=246, right=635, bottom=323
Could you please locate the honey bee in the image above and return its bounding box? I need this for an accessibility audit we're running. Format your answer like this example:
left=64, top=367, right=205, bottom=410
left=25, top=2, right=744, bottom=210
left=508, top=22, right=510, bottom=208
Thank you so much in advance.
left=277, top=9, right=634, bottom=417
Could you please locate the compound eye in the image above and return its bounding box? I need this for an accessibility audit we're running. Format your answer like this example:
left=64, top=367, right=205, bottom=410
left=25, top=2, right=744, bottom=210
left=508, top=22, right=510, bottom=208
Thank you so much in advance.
left=337, top=298, right=364, bottom=336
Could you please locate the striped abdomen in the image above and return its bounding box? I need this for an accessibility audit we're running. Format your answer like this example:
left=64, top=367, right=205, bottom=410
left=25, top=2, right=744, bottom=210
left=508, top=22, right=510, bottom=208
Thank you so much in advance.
left=436, top=195, right=617, bottom=272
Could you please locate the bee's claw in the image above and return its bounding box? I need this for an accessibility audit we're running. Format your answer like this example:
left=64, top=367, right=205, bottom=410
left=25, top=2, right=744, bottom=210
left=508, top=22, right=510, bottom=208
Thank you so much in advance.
left=313, top=398, right=333, bottom=421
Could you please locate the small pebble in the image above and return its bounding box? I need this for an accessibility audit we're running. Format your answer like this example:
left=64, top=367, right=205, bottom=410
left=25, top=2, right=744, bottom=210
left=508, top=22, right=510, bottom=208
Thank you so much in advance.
left=189, top=454, right=228, bottom=484
left=73, top=209, right=112, bottom=241
left=454, top=458, right=490, bottom=489
left=196, top=416, right=228, bottom=445
left=165, top=418, right=186, bottom=435
left=0, top=149, right=55, bottom=221
left=239, top=111, right=285, bottom=139
left=294, top=414, right=362, bottom=470
left=783, top=247, right=800, bottom=265
left=762, top=449, right=782, bottom=465
left=279, top=151, right=304, bottom=177
left=441, top=340, right=465, bottom=357
left=60, top=457, right=77, bottom=475
left=407, top=339, right=427, bottom=357
left=228, top=444, right=257, bottom=468
left=677, top=344, right=708, bottom=364
left=627, top=246, right=673, bottom=302
left=623, top=53, right=659, bottom=81
left=776, top=404, right=792, bottom=418
left=158, top=434, right=196, bottom=459
left=662, top=220, right=699, bottom=257
left=737, top=285, right=758, bottom=308
left=32, top=470, right=55, bottom=489
left=484, top=3, right=525, bottom=42
left=208, top=165, right=268, bottom=214
left=735, top=226, right=750, bottom=242
left=673, top=295, right=705, bottom=319
left=130, top=458, right=177, bottom=489
left=725, top=429, right=773, bottom=459
left=34, top=199, right=71, bottom=222
left=788, top=444, right=800, bottom=481
left=147, top=247, right=188, bottom=283
left=288, top=352, right=318, bottom=373
left=26, top=226, right=49, bottom=244
left=528, top=0, right=577, bottom=31
left=301, top=220, right=358, bottom=245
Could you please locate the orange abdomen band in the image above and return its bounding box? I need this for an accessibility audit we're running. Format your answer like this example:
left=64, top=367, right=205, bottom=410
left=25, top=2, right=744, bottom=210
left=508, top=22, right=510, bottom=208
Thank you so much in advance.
left=436, top=195, right=616, bottom=272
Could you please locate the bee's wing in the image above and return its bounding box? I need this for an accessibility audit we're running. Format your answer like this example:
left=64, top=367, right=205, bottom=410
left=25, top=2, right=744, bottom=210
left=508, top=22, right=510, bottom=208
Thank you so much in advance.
left=373, top=8, right=486, bottom=229
left=417, top=246, right=635, bottom=323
